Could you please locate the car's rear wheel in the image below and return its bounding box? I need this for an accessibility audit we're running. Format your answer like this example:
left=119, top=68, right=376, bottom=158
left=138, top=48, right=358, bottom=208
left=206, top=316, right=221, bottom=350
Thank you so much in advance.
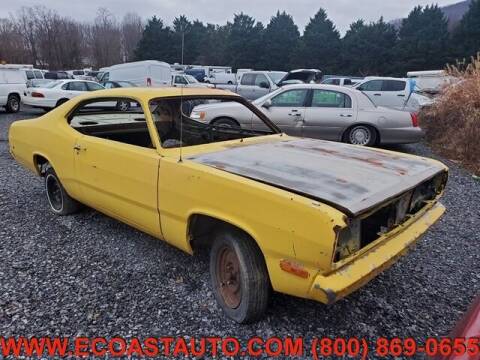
left=116, top=100, right=130, bottom=112
left=45, top=167, right=81, bottom=215
left=6, top=95, right=20, bottom=113
left=210, top=228, right=269, bottom=323
left=212, top=118, right=240, bottom=129
left=345, top=125, right=377, bottom=146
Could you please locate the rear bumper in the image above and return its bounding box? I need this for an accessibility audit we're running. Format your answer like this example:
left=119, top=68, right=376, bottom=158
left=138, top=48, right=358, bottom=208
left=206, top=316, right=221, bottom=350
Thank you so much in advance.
left=308, top=202, right=445, bottom=304
left=380, top=127, right=424, bottom=144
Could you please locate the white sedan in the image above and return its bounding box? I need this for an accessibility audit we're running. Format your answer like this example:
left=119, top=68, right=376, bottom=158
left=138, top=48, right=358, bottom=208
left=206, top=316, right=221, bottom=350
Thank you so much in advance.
left=190, top=84, right=424, bottom=146
left=23, top=80, right=105, bottom=110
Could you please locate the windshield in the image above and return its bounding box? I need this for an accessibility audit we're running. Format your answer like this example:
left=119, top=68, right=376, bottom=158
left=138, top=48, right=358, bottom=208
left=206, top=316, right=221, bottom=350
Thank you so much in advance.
left=185, top=75, right=199, bottom=83
left=267, top=72, right=287, bottom=84
left=44, top=81, right=61, bottom=88
left=148, top=96, right=279, bottom=149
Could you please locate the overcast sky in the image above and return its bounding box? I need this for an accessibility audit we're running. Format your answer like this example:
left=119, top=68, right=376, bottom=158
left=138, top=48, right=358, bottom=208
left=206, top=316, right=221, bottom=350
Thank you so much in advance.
left=1, top=0, right=459, bottom=33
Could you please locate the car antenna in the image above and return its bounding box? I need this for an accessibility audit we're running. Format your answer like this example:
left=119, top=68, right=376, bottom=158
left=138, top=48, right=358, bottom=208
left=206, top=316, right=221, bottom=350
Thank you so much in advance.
left=179, top=29, right=185, bottom=163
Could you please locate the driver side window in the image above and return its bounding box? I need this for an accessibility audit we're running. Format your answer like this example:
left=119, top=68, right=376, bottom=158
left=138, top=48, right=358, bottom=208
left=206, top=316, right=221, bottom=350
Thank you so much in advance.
left=270, top=89, right=308, bottom=107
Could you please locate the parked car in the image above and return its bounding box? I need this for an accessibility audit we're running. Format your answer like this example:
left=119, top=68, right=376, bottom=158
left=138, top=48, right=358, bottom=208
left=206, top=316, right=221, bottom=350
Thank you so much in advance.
left=0, top=66, right=26, bottom=113
left=204, top=71, right=237, bottom=84
left=44, top=71, right=71, bottom=80
left=277, top=69, right=323, bottom=86
left=354, top=76, right=433, bottom=110
left=99, top=60, right=171, bottom=87
left=406, top=70, right=456, bottom=94
left=9, top=87, right=447, bottom=323
left=23, top=79, right=104, bottom=110
left=217, top=71, right=287, bottom=100
left=191, top=84, right=424, bottom=146
left=172, top=73, right=214, bottom=88
left=321, top=77, right=362, bottom=87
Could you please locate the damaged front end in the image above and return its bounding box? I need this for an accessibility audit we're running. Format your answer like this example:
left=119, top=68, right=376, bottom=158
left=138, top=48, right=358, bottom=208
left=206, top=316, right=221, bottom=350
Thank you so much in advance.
left=333, top=170, right=448, bottom=263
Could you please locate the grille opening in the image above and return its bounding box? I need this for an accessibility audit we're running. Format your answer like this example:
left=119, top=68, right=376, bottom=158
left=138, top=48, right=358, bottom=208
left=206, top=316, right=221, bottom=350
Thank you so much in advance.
left=358, top=171, right=446, bottom=250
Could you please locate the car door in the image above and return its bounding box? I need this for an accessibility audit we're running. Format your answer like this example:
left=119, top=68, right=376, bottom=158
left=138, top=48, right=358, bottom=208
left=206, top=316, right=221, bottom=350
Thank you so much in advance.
left=381, top=80, right=407, bottom=108
left=303, top=89, right=356, bottom=141
left=357, top=80, right=384, bottom=106
left=238, top=73, right=256, bottom=100
left=70, top=98, right=162, bottom=237
left=254, top=73, right=270, bottom=98
left=260, top=89, right=308, bottom=136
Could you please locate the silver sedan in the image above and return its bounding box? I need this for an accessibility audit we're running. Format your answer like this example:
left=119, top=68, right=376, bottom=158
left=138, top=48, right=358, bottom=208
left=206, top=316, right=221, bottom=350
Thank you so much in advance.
left=190, top=84, right=424, bottom=145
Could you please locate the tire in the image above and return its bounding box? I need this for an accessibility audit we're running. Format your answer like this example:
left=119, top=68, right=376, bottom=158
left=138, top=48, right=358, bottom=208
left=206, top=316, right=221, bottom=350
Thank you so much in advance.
left=116, top=100, right=130, bottom=112
left=44, top=167, right=81, bottom=215
left=344, top=125, right=377, bottom=146
left=56, top=98, right=68, bottom=107
left=227, top=81, right=233, bottom=85
left=212, top=118, right=240, bottom=129
left=210, top=228, right=270, bottom=323
left=5, top=95, right=20, bottom=113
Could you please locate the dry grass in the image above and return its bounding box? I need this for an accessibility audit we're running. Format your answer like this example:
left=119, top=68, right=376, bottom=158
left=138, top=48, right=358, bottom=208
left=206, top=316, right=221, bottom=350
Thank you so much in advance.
left=419, top=53, right=480, bottom=175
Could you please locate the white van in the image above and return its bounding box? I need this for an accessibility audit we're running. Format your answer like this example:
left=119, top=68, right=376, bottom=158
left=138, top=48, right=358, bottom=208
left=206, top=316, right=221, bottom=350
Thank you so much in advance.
left=0, top=66, right=27, bottom=113
left=99, top=61, right=171, bottom=87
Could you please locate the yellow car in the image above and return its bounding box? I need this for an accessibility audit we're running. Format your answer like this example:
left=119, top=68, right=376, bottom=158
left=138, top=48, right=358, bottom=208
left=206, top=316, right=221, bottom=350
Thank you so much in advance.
left=9, top=87, right=447, bottom=323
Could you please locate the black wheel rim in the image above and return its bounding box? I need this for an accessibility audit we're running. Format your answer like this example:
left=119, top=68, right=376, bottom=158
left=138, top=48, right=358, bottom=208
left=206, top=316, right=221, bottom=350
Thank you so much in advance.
left=10, top=98, right=19, bottom=111
left=46, top=175, right=63, bottom=211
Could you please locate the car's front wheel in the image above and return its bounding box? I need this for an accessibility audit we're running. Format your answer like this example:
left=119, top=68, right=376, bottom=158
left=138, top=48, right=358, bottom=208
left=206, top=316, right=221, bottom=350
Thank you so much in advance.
left=212, top=118, right=240, bottom=129
left=6, top=95, right=20, bottom=113
left=45, top=167, right=81, bottom=215
left=210, top=228, right=270, bottom=323
left=344, top=125, right=377, bottom=146
left=116, top=100, right=130, bottom=111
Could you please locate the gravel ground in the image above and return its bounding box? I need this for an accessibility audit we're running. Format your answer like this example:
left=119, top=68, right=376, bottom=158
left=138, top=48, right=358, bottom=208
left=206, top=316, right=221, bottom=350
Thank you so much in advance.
left=0, top=107, right=479, bottom=359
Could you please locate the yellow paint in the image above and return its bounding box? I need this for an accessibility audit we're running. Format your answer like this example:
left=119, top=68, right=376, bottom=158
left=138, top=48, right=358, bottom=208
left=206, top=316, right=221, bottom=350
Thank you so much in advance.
left=8, top=87, right=447, bottom=304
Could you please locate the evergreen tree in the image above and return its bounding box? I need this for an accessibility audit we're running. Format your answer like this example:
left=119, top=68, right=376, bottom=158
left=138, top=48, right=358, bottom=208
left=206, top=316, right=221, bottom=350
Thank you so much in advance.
left=299, top=9, right=341, bottom=73
left=225, top=13, right=264, bottom=69
left=452, top=0, right=480, bottom=60
left=342, top=18, right=397, bottom=76
left=395, top=5, right=450, bottom=74
left=261, top=11, right=300, bottom=70
left=134, top=16, right=174, bottom=62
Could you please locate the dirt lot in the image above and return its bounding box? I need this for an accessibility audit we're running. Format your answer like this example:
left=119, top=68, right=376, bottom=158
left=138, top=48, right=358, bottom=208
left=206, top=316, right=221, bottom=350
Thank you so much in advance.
left=0, top=106, right=479, bottom=358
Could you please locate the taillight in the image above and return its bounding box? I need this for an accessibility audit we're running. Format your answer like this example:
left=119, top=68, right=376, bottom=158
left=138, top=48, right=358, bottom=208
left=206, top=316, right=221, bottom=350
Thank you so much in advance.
left=31, top=92, right=44, bottom=98
left=146, top=77, right=152, bottom=86
left=410, top=112, right=419, bottom=127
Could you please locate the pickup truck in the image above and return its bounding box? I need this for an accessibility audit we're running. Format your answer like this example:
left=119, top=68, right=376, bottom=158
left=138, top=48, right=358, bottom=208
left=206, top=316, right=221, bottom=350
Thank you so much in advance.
left=216, top=71, right=286, bottom=100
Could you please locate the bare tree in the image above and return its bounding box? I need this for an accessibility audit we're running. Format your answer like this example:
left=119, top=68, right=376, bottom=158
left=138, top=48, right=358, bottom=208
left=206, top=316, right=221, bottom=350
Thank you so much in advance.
left=121, top=12, right=143, bottom=62
left=0, top=18, right=29, bottom=63
left=90, top=8, right=122, bottom=68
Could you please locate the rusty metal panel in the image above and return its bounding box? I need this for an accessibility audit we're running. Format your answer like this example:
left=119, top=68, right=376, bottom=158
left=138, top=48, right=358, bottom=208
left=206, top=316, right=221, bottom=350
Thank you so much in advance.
left=189, top=138, right=445, bottom=216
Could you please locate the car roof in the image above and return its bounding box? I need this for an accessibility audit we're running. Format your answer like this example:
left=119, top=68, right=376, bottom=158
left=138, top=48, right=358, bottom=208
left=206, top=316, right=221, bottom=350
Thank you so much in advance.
left=280, top=83, right=359, bottom=93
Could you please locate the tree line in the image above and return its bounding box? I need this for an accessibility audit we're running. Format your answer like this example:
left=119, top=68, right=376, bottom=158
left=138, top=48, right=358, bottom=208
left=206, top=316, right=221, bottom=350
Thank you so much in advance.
left=1, top=1, right=479, bottom=76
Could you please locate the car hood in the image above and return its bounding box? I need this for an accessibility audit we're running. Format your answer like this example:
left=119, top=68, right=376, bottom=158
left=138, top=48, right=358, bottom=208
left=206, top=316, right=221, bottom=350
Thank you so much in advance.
left=188, top=138, right=445, bottom=216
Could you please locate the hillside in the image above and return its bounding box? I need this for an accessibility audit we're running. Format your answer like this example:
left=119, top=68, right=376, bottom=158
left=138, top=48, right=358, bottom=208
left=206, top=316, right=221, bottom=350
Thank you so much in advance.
left=390, top=0, right=472, bottom=30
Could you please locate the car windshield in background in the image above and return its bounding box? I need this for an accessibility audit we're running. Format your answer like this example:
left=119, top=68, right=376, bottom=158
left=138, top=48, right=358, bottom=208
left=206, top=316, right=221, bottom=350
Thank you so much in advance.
left=267, top=72, right=287, bottom=84
left=185, top=75, right=199, bottom=83
left=44, top=81, right=62, bottom=88
left=117, top=81, right=136, bottom=87
left=148, top=97, right=277, bottom=149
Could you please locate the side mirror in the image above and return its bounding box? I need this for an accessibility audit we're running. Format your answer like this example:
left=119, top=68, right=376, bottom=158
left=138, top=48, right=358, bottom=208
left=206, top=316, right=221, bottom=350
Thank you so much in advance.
left=259, top=81, right=270, bottom=89
left=262, top=99, right=272, bottom=109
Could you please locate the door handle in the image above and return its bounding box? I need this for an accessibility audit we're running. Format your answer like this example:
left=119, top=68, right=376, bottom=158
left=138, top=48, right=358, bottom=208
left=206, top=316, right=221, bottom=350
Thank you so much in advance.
left=397, top=94, right=405, bottom=97
left=288, top=113, right=302, bottom=116
left=373, top=93, right=381, bottom=96
left=340, top=114, right=352, bottom=117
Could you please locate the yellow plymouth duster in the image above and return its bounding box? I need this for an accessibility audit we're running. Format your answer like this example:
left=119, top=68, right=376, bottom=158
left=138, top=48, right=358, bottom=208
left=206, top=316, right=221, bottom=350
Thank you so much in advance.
left=8, top=87, right=447, bottom=323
